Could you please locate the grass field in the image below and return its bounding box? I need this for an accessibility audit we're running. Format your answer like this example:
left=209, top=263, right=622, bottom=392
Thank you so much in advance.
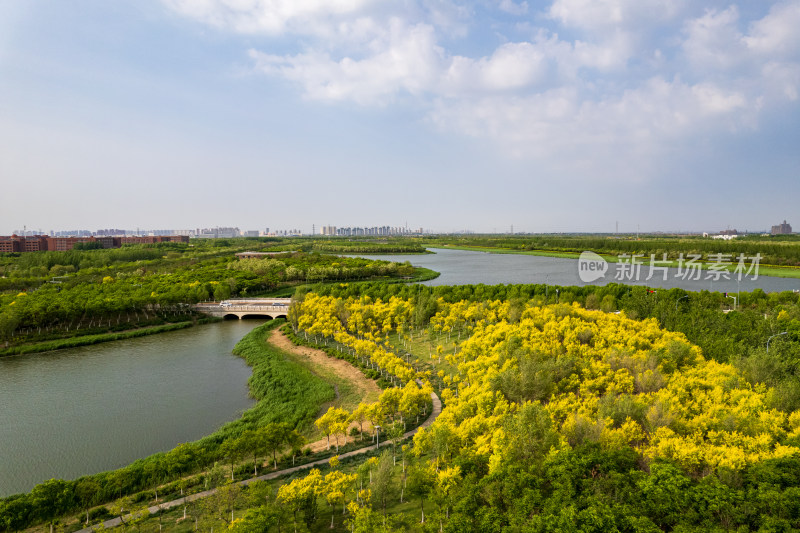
left=209, top=321, right=337, bottom=440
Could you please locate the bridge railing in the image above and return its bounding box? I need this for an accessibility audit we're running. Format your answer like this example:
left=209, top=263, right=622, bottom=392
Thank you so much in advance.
left=224, top=306, right=288, bottom=312
left=203, top=305, right=289, bottom=313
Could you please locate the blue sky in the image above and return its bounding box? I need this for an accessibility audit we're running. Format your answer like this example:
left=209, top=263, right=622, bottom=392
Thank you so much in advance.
left=1, top=0, right=798, bottom=234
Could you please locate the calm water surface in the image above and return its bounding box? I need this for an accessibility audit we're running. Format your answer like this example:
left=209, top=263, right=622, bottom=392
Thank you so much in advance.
left=0, top=320, right=261, bottom=496
left=357, top=248, right=800, bottom=293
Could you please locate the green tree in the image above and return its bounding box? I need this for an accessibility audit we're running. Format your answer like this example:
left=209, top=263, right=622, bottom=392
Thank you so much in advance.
left=286, top=429, right=306, bottom=466
left=261, top=423, right=290, bottom=469
left=229, top=504, right=284, bottom=533
left=637, top=462, right=691, bottom=530
left=74, top=479, right=100, bottom=525
left=29, top=479, right=74, bottom=533
left=220, top=438, right=245, bottom=481
left=371, top=451, right=396, bottom=516
left=406, top=464, right=433, bottom=524
left=236, top=430, right=263, bottom=476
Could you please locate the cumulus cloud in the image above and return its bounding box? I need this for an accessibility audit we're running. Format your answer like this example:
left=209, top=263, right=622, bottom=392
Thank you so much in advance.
left=547, top=0, right=685, bottom=31
left=165, top=0, right=800, bottom=181
left=682, top=6, right=746, bottom=72
left=680, top=2, right=800, bottom=104
left=250, top=20, right=444, bottom=105
left=744, top=1, right=800, bottom=58
left=497, top=0, right=528, bottom=16
left=429, top=77, right=753, bottom=180
left=163, top=0, right=379, bottom=35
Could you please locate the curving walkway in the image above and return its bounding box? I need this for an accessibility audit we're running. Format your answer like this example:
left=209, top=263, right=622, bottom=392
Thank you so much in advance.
left=269, top=328, right=383, bottom=452
left=76, top=337, right=441, bottom=533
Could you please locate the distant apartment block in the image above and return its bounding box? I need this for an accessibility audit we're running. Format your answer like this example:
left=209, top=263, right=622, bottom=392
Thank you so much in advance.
left=95, top=228, right=128, bottom=236
left=771, top=220, right=793, bottom=235
left=330, top=226, right=423, bottom=236
left=0, top=235, right=189, bottom=253
left=196, top=227, right=241, bottom=239
left=120, top=236, right=190, bottom=245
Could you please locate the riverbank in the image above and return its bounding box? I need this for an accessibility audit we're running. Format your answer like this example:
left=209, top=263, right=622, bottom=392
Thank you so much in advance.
left=0, top=318, right=412, bottom=532
left=74, top=388, right=442, bottom=533
left=268, top=328, right=381, bottom=450
left=0, top=318, right=221, bottom=358
left=0, top=320, right=335, bottom=529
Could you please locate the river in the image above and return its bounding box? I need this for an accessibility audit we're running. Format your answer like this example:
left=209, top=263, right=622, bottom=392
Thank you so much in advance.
left=0, top=320, right=262, bottom=497
left=357, top=248, right=800, bottom=293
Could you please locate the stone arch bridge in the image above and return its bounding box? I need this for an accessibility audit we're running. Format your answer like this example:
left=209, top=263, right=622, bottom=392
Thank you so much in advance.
left=194, top=298, right=292, bottom=320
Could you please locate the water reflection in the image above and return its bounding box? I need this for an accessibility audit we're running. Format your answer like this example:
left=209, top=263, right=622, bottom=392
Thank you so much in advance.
left=0, top=319, right=263, bottom=496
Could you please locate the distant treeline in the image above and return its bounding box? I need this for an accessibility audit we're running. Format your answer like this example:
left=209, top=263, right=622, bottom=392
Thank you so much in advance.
left=310, top=241, right=427, bottom=254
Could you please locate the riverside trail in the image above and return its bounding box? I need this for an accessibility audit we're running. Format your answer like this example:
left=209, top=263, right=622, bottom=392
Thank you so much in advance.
left=76, top=330, right=441, bottom=533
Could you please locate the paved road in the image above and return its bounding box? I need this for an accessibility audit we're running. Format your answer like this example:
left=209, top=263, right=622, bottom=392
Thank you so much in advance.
left=76, top=389, right=441, bottom=532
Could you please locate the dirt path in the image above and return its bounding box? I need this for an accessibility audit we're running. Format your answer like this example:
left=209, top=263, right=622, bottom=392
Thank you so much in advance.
left=269, top=328, right=381, bottom=402
left=75, top=329, right=442, bottom=533
left=76, top=389, right=442, bottom=533
left=269, top=329, right=382, bottom=452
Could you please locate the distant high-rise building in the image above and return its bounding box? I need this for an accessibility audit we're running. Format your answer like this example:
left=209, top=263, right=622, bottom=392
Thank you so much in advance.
left=771, top=220, right=793, bottom=235
left=197, top=227, right=241, bottom=239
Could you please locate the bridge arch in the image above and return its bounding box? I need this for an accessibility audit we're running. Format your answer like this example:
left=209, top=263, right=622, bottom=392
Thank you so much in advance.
left=240, top=313, right=277, bottom=320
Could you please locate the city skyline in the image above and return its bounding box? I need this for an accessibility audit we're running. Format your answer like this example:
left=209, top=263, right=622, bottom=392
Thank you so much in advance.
left=1, top=1, right=799, bottom=233
left=4, top=219, right=795, bottom=237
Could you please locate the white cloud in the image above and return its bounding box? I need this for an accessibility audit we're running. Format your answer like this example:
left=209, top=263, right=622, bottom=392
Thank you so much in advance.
left=441, top=42, right=549, bottom=94
left=680, top=3, right=800, bottom=104
left=249, top=23, right=636, bottom=103
left=250, top=20, right=444, bottom=105
left=420, top=0, right=472, bottom=37
left=690, top=83, right=747, bottom=114
left=498, top=0, right=528, bottom=16
left=744, top=0, right=800, bottom=58
left=682, top=6, right=746, bottom=72
left=761, top=61, right=800, bottom=101
left=163, top=0, right=379, bottom=35
left=570, top=31, right=632, bottom=71
left=547, top=0, right=684, bottom=31
left=429, top=77, right=753, bottom=178
left=166, top=0, right=800, bottom=183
